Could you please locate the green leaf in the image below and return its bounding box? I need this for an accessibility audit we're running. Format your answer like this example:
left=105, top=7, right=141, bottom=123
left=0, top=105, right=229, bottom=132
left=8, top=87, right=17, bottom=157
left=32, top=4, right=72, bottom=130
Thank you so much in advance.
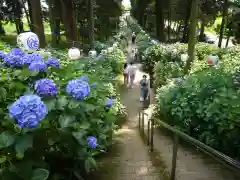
left=84, top=157, right=97, bottom=173
left=72, top=131, right=86, bottom=145
left=46, top=99, right=56, bottom=111
left=14, top=134, right=33, bottom=154
left=0, top=87, right=7, bottom=99
left=68, top=100, right=80, bottom=109
left=56, top=96, right=68, bottom=110
left=79, top=122, right=91, bottom=129
left=0, top=155, right=7, bottom=163
left=59, top=115, right=75, bottom=128
left=0, top=132, right=15, bottom=149
left=31, top=168, right=49, bottom=180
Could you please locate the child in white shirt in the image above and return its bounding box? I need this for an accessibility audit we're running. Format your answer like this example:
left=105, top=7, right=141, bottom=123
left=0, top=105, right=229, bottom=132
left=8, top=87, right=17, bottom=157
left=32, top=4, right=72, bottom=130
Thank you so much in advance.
left=123, top=63, right=129, bottom=85
left=127, top=62, right=137, bottom=88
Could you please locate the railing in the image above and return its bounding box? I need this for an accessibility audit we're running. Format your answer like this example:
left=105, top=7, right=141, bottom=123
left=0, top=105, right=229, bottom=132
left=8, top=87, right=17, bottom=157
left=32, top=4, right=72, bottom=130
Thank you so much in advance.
left=138, top=110, right=240, bottom=180
left=138, top=111, right=154, bottom=152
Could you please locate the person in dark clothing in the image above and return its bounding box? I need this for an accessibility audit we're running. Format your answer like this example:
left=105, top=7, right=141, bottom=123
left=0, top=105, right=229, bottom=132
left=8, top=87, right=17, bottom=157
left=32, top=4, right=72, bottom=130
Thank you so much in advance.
left=132, top=32, right=136, bottom=44
left=139, top=75, right=149, bottom=102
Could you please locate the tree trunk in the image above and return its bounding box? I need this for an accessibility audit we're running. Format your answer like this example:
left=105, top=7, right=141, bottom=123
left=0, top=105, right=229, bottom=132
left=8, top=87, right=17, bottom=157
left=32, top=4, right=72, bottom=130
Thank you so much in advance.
left=15, top=19, right=24, bottom=34
left=60, top=0, right=78, bottom=42
left=87, top=0, right=94, bottom=49
left=199, top=21, right=205, bottom=41
left=20, top=0, right=32, bottom=30
left=167, top=7, right=172, bottom=41
left=184, top=0, right=199, bottom=74
left=47, top=0, right=61, bottom=45
left=29, top=0, right=46, bottom=47
left=218, top=0, right=228, bottom=48
left=182, top=0, right=192, bottom=42
left=0, top=21, right=5, bottom=35
left=27, top=0, right=34, bottom=31
left=155, top=0, right=165, bottom=41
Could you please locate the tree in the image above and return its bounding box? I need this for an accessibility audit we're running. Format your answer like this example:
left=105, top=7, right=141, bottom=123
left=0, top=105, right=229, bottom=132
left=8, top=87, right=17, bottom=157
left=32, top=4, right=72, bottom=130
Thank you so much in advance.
left=28, top=0, right=46, bottom=47
left=155, top=0, right=165, bottom=41
left=184, top=0, right=199, bottom=74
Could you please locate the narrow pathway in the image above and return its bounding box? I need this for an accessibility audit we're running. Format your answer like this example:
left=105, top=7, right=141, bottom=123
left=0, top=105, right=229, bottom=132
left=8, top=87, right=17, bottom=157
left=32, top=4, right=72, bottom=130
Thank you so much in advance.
left=86, top=43, right=166, bottom=180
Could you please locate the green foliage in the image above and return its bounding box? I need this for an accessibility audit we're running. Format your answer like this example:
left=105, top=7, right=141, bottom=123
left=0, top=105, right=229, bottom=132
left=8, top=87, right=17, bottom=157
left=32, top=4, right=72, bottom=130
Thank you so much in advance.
left=155, top=46, right=240, bottom=159
left=0, top=42, right=127, bottom=179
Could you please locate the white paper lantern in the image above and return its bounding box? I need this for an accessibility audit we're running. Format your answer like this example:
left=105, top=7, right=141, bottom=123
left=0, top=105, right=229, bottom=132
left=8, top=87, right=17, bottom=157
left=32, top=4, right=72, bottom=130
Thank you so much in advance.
left=68, top=47, right=80, bottom=60
left=181, top=54, right=188, bottom=62
left=17, top=32, right=39, bottom=52
left=107, top=47, right=113, bottom=53
left=206, top=55, right=219, bottom=66
left=88, top=50, right=97, bottom=58
left=101, top=49, right=107, bottom=55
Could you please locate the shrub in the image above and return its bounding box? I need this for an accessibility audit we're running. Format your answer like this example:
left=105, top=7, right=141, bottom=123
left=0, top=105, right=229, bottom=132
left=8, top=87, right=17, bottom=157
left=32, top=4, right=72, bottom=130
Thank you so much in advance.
left=0, top=43, right=126, bottom=179
left=155, top=57, right=240, bottom=159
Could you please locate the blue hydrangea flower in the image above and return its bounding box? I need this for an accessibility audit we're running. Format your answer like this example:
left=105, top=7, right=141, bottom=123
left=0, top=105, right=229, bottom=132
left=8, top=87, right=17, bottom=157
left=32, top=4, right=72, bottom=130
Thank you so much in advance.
left=87, top=136, right=98, bottom=149
left=66, top=79, right=91, bottom=100
left=9, top=94, right=48, bottom=128
left=45, top=57, right=60, bottom=68
left=3, top=54, right=23, bottom=67
left=79, top=76, right=88, bottom=81
left=10, top=48, right=25, bottom=56
left=29, top=61, right=47, bottom=72
left=0, top=51, right=6, bottom=59
left=34, top=78, right=58, bottom=96
left=22, top=53, right=43, bottom=66
left=105, top=98, right=114, bottom=108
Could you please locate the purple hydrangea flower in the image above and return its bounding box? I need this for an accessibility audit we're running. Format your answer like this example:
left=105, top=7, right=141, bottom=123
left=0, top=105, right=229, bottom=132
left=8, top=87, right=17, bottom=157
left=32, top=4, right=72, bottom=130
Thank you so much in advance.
left=105, top=98, right=114, bottom=108
left=45, top=57, right=60, bottom=68
left=66, top=79, right=91, bottom=100
left=9, top=94, right=48, bottom=128
left=3, top=54, right=23, bottom=67
left=22, top=53, right=43, bottom=66
left=10, top=48, right=25, bottom=57
left=34, top=78, right=58, bottom=96
left=87, top=136, right=98, bottom=149
left=29, top=61, right=47, bottom=72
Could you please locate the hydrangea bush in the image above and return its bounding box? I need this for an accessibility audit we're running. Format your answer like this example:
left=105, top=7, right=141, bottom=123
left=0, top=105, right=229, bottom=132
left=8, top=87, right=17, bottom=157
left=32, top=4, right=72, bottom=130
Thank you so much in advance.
left=0, top=42, right=126, bottom=179
left=128, top=18, right=240, bottom=160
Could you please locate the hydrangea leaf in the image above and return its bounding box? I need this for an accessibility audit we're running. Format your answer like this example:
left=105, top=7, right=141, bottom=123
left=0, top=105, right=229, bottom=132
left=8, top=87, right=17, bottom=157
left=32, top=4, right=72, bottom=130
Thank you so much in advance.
left=14, top=134, right=33, bottom=154
left=59, top=115, right=76, bottom=128
left=0, top=132, right=15, bottom=149
left=31, top=168, right=49, bottom=180
left=0, top=155, right=7, bottom=163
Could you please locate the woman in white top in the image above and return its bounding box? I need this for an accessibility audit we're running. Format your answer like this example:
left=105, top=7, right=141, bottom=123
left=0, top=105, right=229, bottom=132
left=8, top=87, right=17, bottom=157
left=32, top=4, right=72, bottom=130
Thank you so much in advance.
left=123, top=63, right=129, bottom=85
left=127, top=62, right=137, bottom=88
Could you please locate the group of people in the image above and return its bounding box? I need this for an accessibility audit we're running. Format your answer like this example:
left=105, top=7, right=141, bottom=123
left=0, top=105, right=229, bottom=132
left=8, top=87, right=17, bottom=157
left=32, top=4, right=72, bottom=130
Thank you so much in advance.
left=123, top=62, right=149, bottom=103
left=121, top=31, right=149, bottom=104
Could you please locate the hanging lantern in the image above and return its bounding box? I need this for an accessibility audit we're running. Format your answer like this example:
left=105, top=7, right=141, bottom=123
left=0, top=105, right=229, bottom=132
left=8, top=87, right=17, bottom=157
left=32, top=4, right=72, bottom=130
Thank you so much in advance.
left=181, top=54, right=188, bottom=62
left=88, top=50, right=97, bottom=58
left=206, top=55, right=219, bottom=66
left=68, top=47, right=81, bottom=60
left=17, top=32, right=39, bottom=52
left=107, top=47, right=113, bottom=53
left=101, top=49, right=107, bottom=55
